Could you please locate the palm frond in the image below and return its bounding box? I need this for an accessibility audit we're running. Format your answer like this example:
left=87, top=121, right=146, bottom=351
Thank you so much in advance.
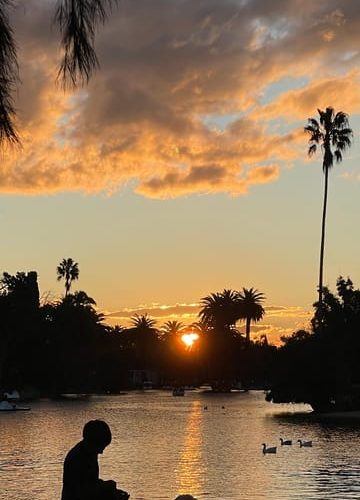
left=238, top=287, right=265, bottom=304
left=0, top=0, right=19, bottom=145
left=333, top=133, right=352, bottom=148
left=334, top=111, right=349, bottom=127
left=334, top=150, right=342, bottom=163
left=304, top=125, right=316, bottom=134
left=336, top=141, right=347, bottom=152
left=304, top=121, right=323, bottom=144
left=307, top=118, right=320, bottom=129
left=131, top=313, right=157, bottom=329
left=338, top=127, right=353, bottom=137
left=308, top=144, right=317, bottom=156
left=55, top=0, right=118, bottom=87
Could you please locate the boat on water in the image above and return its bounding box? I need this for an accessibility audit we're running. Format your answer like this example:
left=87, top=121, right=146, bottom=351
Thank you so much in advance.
left=3, top=389, right=20, bottom=401
left=0, top=400, right=30, bottom=412
left=172, top=387, right=185, bottom=396
left=57, top=393, right=91, bottom=401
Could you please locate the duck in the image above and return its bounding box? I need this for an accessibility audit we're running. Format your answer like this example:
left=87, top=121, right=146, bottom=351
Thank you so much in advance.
left=204, top=405, right=208, bottom=410
left=262, top=443, right=277, bottom=454
left=297, top=439, right=312, bottom=447
left=280, top=438, right=292, bottom=446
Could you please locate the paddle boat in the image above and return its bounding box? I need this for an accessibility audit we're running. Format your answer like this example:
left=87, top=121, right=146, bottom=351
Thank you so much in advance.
left=3, top=389, right=20, bottom=401
left=172, top=387, right=185, bottom=396
left=142, top=381, right=153, bottom=390
left=0, top=400, right=30, bottom=411
left=57, top=393, right=91, bottom=401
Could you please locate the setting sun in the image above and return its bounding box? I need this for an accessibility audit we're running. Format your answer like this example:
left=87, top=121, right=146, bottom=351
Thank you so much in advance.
left=181, top=333, right=199, bottom=348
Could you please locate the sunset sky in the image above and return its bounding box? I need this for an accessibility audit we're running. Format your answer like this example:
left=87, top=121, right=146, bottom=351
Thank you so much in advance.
left=2, top=0, right=360, bottom=343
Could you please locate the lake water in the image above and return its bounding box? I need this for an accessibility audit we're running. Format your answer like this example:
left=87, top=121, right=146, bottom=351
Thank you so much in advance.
left=1, top=390, right=360, bottom=499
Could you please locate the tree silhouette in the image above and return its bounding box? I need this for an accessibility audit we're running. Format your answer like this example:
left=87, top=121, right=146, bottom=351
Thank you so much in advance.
left=237, top=287, right=265, bottom=344
left=161, top=320, right=185, bottom=340
left=305, top=107, right=353, bottom=304
left=56, top=257, right=79, bottom=296
left=129, top=314, right=159, bottom=369
left=0, top=271, right=41, bottom=391
left=0, top=0, right=118, bottom=144
left=199, top=289, right=239, bottom=332
left=130, top=313, right=157, bottom=331
left=267, top=276, right=360, bottom=412
left=0, top=270, right=40, bottom=309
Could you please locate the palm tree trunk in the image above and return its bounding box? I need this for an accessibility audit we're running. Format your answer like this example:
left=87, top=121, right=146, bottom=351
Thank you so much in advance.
left=245, top=317, right=251, bottom=344
left=318, top=165, right=329, bottom=304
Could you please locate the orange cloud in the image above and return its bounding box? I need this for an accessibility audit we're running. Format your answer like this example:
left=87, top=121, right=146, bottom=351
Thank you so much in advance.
left=255, top=71, right=360, bottom=121
left=1, top=0, right=359, bottom=197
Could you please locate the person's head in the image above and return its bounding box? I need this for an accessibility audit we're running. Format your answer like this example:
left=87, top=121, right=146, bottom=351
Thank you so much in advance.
left=82, top=420, right=112, bottom=454
left=174, top=496, right=197, bottom=500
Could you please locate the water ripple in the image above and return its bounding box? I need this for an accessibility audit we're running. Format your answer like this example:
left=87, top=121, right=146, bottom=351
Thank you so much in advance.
left=1, top=392, right=360, bottom=499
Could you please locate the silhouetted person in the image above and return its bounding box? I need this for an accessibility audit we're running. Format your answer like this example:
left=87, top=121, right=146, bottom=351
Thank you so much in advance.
left=61, top=420, right=129, bottom=500
left=174, top=496, right=197, bottom=500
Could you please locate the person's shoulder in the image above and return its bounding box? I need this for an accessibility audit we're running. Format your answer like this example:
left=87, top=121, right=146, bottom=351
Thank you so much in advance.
left=65, top=441, right=86, bottom=461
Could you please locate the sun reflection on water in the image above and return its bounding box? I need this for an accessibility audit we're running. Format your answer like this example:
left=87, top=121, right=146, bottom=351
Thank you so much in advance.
left=175, top=400, right=205, bottom=497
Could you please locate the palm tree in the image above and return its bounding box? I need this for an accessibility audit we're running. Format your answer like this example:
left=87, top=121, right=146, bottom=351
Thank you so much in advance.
left=56, top=257, right=79, bottom=296
left=161, top=320, right=185, bottom=340
left=189, top=320, right=208, bottom=335
left=237, top=287, right=265, bottom=344
left=305, top=107, right=353, bottom=304
left=0, top=0, right=117, bottom=144
left=129, top=313, right=159, bottom=366
left=130, top=313, right=157, bottom=331
left=61, top=289, right=104, bottom=324
left=199, top=289, right=239, bottom=332
left=130, top=313, right=159, bottom=345
left=63, top=290, right=95, bottom=308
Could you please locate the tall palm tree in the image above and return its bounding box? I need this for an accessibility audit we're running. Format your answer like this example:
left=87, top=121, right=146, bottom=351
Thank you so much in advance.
left=237, top=287, right=265, bottom=344
left=56, top=257, right=79, bottom=296
left=0, top=0, right=118, bottom=144
left=305, top=107, right=353, bottom=304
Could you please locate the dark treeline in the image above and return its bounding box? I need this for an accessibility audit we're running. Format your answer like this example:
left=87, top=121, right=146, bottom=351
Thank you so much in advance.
left=3, top=268, right=360, bottom=412
left=0, top=269, right=275, bottom=396
left=267, top=276, right=360, bottom=412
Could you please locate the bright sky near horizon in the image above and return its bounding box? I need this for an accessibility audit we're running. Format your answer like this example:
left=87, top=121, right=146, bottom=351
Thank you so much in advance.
left=2, top=0, right=360, bottom=343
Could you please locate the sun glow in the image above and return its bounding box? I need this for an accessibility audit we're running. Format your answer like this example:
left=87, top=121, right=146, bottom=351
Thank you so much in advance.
left=181, top=333, right=199, bottom=348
